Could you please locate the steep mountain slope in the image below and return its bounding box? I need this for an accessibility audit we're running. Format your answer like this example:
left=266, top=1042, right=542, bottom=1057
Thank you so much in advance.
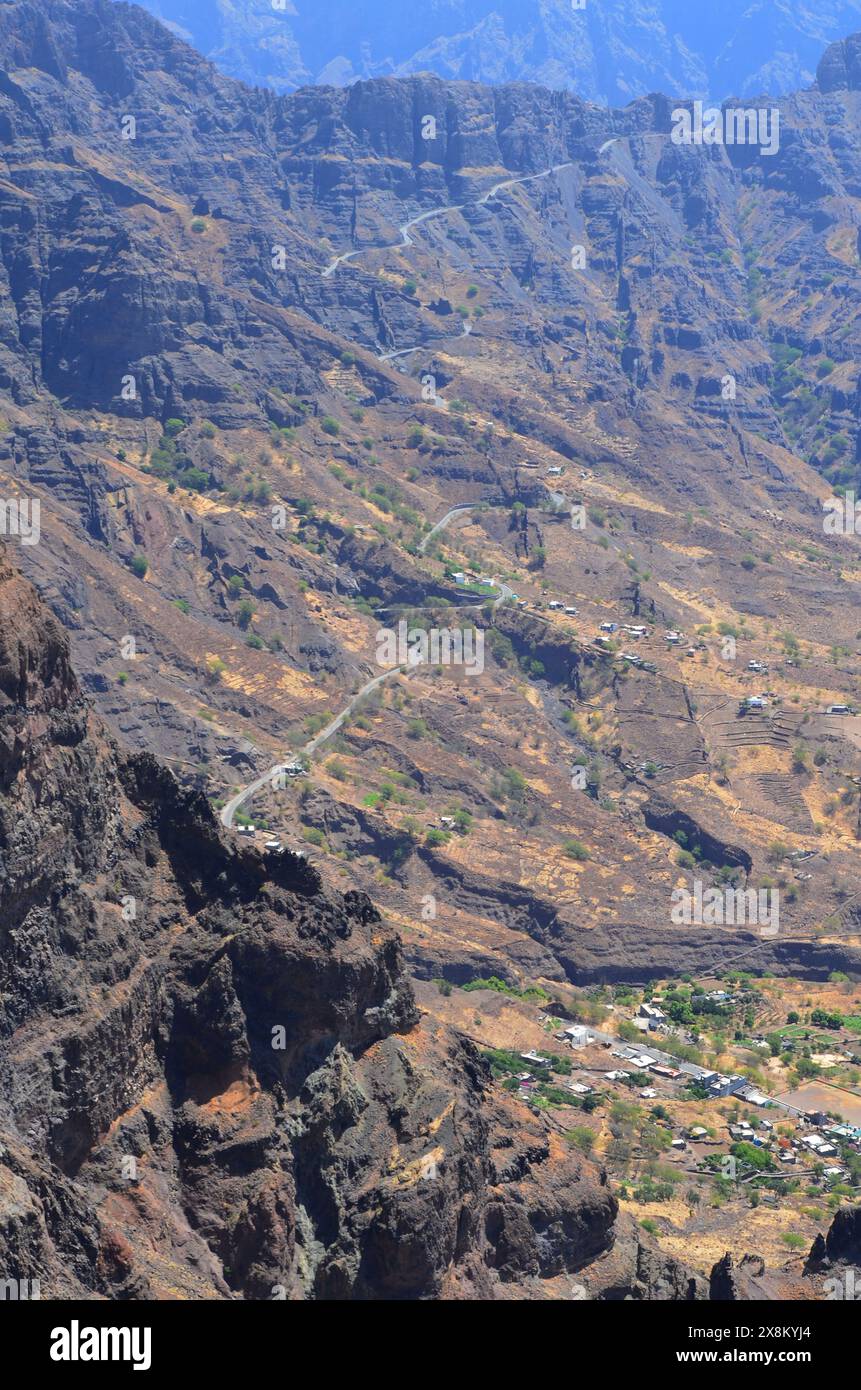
left=0, top=541, right=707, bottom=1299
left=3, top=0, right=861, bottom=1301
left=1, top=0, right=861, bottom=1002
left=138, top=0, right=861, bottom=106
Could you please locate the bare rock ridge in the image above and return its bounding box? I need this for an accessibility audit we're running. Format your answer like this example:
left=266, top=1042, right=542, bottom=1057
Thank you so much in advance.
left=707, top=1203, right=861, bottom=1299
left=0, top=545, right=703, bottom=1299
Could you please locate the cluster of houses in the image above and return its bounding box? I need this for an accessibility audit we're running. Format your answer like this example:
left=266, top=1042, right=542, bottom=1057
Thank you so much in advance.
left=721, top=1107, right=861, bottom=1174
left=827, top=1123, right=861, bottom=1144
left=800, top=1132, right=839, bottom=1159
left=636, top=1003, right=667, bottom=1029
left=514, top=1048, right=600, bottom=1103
left=515, top=1051, right=553, bottom=1101
left=451, top=569, right=497, bottom=589
left=604, top=1046, right=684, bottom=1086
left=729, top=1117, right=772, bottom=1144
left=501, top=985, right=861, bottom=1207
left=696, top=1071, right=750, bottom=1100
left=511, top=1023, right=861, bottom=1191
left=235, top=828, right=306, bottom=859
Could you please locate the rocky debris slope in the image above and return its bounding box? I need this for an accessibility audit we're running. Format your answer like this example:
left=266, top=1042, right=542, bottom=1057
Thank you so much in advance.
left=0, top=545, right=703, bottom=1299
left=707, top=1203, right=861, bottom=1300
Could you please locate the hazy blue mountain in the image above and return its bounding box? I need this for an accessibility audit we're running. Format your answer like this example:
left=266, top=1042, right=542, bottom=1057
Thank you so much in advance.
left=134, top=0, right=861, bottom=102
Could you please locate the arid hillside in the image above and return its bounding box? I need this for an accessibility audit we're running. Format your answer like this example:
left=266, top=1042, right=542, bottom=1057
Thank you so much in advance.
left=3, top=0, right=861, bottom=1300
left=2, top=2, right=861, bottom=995
left=0, top=539, right=711, bottom=1299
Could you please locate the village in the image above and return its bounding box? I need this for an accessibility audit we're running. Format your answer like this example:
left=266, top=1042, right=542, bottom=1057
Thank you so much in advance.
left=419, top=971, right=861, bottom=1270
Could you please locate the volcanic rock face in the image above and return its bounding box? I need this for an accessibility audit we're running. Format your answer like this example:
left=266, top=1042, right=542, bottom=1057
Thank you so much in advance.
left=0, top=546, right=700, bottom=1299
left=806, top=1204, right=861, bottom=1271
left=709, top=1251, right=768, bottom=1300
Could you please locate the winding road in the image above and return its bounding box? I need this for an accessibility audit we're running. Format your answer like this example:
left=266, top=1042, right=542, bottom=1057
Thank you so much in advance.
left=418, top=503, right=477, bottom=554
left=320, top=148, right=622, bottom=365
left=377, top=317, right=471, bottom=364
left=418, top=501, right=517, bottom=606
left=320, top=158, right=576, bottom=280
left=220, top=500, right=524, bottom=829
left=219, top=664, right=407, bottom=828
left=222, top=150, right=606, bottom=830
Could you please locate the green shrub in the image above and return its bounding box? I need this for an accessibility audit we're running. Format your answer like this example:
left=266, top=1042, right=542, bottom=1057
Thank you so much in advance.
left=563, top=839, right=590, bottom=861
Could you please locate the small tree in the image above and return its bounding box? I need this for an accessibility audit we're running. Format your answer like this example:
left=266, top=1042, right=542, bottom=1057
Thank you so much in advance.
left=565, top=1127, right=595, bottom=1154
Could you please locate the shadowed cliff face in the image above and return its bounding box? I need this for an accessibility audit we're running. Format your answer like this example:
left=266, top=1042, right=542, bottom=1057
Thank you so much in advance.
left=0, top=545, right=705, bottom=1300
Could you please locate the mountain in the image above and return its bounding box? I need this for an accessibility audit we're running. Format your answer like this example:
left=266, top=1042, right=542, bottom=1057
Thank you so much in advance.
left=0, top=0, right=696, bottom=1305
left=2, top=0, right=861, bottom=1295
left=136, top=0, right=861, bottom=104
left=2, top=0, right=861, bottom=983
left=1, top=538, right=709, bottom=1298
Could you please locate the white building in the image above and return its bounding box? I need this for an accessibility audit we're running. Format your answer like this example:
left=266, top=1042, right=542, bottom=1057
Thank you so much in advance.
left=638, top=1003, right=667, bottom=1029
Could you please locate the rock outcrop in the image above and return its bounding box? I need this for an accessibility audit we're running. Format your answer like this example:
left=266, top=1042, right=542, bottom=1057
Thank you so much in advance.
left=0, top=545, right=702, bottom=1299
left=805, top=1205, right=861, bottom=1272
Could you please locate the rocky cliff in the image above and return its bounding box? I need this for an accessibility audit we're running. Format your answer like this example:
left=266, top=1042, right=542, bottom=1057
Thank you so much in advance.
left=0, top=544, right=704, bottom=1299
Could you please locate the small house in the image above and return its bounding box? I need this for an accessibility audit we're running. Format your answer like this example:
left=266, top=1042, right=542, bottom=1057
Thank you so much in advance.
left=520, top=1051, right=553, bottom=1069
left=638, top=1003, right=667, bottom=1028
